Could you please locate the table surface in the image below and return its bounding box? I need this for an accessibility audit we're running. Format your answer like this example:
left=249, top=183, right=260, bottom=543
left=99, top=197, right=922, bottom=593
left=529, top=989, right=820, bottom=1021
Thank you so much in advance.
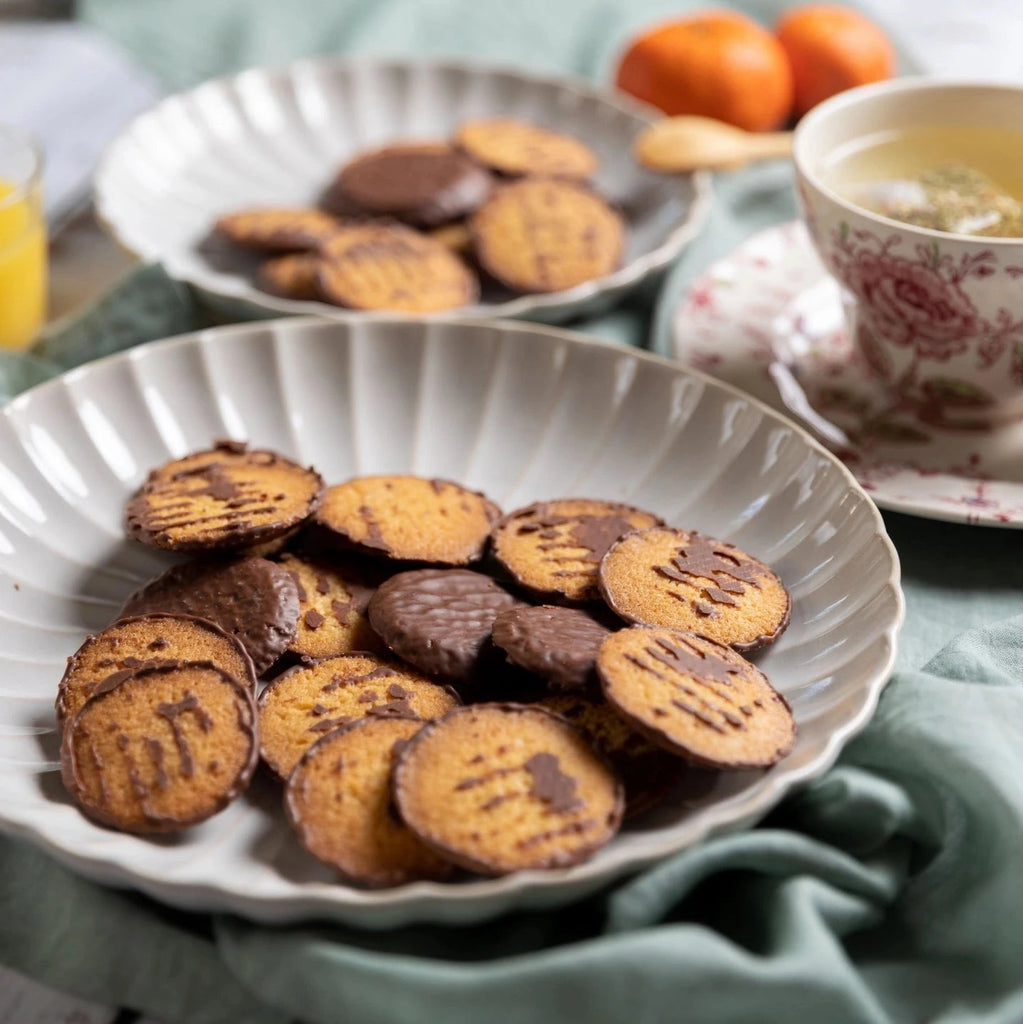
left=14, top=2, right=1023, bottom=1021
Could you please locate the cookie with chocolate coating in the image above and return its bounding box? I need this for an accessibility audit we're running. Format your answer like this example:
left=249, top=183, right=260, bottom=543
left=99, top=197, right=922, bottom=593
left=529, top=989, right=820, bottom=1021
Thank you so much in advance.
left=471, top=179, right=624, bottom=293
left=325, top=143, right=493, bottom=227
left=541, top=692, right=685, bottom=817
left=285, top=716, right=454, bottom=887
left=599, top=528, right=790, bottom=652
left=492, top=604, right=614, bottom=691
left=61, top=661, right=258, bottom=834
left=278, top=553, right=385, bottom=661
left=125, top=442, right=324, bottom=554
left=318, top=224, right=478, bottom=313
left=455, top=119, right=598, bottom=180
left=392, top=703, right=624, bottom=875
left=313, top=475, right=500, bottom=565
left=57, top=613, right=255, bottom=729
left=367, top=569, right=526, bottom=686
left=120, top=556, right=300, bottom=676
left=596, top=627, right=796, bottom=770
left=214, top=207, right=342, bottom=251
left=256, top=253, right=324, bottom=301
left=258, top=652, right=459, bottom=778
left=490, top=498, right=662, bottom=603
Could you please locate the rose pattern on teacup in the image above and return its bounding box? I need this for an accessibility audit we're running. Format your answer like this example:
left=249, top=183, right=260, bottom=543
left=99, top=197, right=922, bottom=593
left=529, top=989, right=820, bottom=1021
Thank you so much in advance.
left=809, top=222, right=1023, bottom=430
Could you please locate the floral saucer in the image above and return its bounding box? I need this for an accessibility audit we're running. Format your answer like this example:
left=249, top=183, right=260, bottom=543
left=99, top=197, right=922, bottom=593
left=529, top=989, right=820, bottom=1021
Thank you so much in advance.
left=671, top=220, right=1023, bottom=526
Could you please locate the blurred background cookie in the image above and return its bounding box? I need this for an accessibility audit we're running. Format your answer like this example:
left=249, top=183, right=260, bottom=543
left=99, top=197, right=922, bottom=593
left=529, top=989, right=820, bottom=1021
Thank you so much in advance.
left=455, top=119, right=598, bottom=180
left=318, top=223, right=478, bottom=312
left=324, top=142, right=493, bottom=227
left=214, top=207, right=342, bottom=251
left=256, top=252, right=325, bottom=300
left=471, top=178, right=624, bottom=293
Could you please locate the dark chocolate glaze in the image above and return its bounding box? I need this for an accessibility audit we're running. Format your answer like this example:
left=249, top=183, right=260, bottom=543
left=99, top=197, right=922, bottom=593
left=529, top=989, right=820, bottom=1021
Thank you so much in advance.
left=119, top=557, right=300, bottom=675
left=491, top=604, right=613, bottom=691
left=368, top=569, right=526, bottom=683
left=325, top=144, right=493, bottom=228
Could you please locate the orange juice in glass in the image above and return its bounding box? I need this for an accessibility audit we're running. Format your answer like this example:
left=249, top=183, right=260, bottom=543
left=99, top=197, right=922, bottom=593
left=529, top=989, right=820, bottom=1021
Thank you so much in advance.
left=0, top=127, right=46, bottom=350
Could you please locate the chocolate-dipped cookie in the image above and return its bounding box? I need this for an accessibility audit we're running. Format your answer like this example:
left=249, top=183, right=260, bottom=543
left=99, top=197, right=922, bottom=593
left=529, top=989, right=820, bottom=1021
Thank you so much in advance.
left=57, top=613, right=255, bottom=729
left=490, top=498, right=662, bottom=603
left=120, top=556, right=300, bottom=676
left=285, top=716, right=454, bottom=887
left=392, top=703, right=624, bottom=875
left=125, top=442, right=324, bottom=554
left=258, top=653, right=459, bottom=778
left=541, top=692, right=685, bottom=817
left=318, top=224, right=478, bottom=313
left=598, top=527, right=790, bottom=652
left=454, top=119, right=598, bottom=180
left=367, top=569, right=526, bottom=686
left=471, top=179, right=624, bottom=293
left=61, top=661, right=258, bottom=833
left=596, top=627, right=796, bottom=769
left=278, top=553, right=385, bottom=661
left=214, top=207, right=342, bottom=251
left=312, top=475, right=500, bottom=565
left=256, top=252, right=325, bottom=301
left=491, top=604, right=614, bottom=691
left=324, top=143, right=493, bottom=227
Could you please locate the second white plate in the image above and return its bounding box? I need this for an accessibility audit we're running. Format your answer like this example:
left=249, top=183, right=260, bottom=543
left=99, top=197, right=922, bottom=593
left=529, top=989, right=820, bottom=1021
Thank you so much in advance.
left=95, top=57, right=712, bottom=324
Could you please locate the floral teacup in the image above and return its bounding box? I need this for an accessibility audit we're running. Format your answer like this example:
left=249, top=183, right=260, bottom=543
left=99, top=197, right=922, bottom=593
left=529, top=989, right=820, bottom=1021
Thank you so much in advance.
left=794, top=79, right=1023, bottom=430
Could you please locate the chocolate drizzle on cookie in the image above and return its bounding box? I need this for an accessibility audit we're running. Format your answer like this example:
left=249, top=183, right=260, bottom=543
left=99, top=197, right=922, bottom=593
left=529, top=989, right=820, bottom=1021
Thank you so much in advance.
left=654, top=533, right=764, bottom=615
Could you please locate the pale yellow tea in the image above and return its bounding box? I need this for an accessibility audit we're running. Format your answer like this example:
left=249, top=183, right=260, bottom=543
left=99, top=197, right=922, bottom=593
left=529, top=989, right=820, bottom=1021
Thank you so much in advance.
left=822, top=125, right=1023, bottom=238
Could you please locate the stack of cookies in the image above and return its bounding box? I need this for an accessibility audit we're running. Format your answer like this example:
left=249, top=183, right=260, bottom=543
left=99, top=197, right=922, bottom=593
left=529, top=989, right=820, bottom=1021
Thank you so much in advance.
left=57, top=441, right=795, bottom=888
left=212, top=118, right=626, bottom=313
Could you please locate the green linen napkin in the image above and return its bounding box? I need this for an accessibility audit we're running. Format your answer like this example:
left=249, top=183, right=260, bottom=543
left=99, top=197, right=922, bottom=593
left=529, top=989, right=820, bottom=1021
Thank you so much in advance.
left=0, top=1, right=1020, bottom=1022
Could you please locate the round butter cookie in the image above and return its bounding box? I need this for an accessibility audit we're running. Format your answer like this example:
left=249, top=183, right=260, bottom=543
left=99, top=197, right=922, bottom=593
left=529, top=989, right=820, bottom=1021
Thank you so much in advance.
left=490, top=498, right=662, bottom=603
left=318, top=224, right=478, bottom=313
left=214, top=207, right=342, bottom=251
left=598, top=527, right=790, bottom=651
left=393, top=703, right=624, bottom=875
left=313, top=475, right=499, bottom=565
left=61, top=661, right=258, bottom=833
left=540, top=692, right=686, bottom=818
left=455, top=119, right=598, bottom=180
left=278, top=553, right=385, bottom=661
left=256, top=252, right=324, bottom=301
left=120, top=556, right=300, bottom=676
left=125, top=442, right=324, bottom=554
left=367, top=569, right=526, bottom=685
left=286, top=716, right=454, bottom=887
left=57, top=613, right=255, bottom=729
left=470, top=179, right=624, bottom=293
left=325, top=143, right=492, bottom=227
left=491, top=604, right=614, bottom=691
left=596, top=627, right=796, bottom=769
left=258, top=653, right=459, bottom=778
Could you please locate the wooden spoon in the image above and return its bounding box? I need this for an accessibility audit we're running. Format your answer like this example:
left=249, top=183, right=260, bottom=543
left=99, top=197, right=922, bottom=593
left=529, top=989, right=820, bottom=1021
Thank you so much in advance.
left=635, top=116, right=793, bottom=173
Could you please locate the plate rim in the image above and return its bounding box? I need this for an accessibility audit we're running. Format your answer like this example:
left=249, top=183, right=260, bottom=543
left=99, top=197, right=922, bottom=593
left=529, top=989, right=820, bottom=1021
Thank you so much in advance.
left=93, top=54, right=715, bottom=322
left=0, top=315, right=905, bottom=926
left=671, top=218, right=1023, bottom=529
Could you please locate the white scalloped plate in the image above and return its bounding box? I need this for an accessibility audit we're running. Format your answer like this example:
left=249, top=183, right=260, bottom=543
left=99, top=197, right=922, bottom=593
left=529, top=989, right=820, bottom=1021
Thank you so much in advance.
left=95, top=58, right=712, bottom=324
left=0, top=318, right=902, bottom=927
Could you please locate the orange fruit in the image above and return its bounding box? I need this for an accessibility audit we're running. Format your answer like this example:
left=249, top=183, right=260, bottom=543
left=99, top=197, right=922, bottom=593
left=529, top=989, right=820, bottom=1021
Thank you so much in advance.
left=615, top=10, right=794, bottom=133
left=776, top=4, right=895, bottom=116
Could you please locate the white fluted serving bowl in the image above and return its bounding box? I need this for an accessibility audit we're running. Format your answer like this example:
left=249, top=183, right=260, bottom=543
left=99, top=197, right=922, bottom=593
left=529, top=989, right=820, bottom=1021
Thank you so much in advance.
left=95, top=58, right=712, bottom=323
left=0, top=318, right=902, bottom=927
